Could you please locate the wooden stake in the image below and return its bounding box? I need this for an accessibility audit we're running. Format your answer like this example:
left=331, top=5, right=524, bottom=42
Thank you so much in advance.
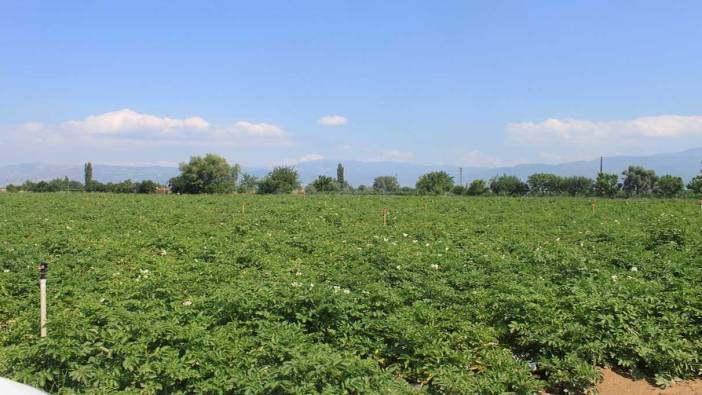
left=39, top=262, right=48, bottom=338
left=383, top=208, right=388, bottom=226
left=242, top=201, right=246, bottom=214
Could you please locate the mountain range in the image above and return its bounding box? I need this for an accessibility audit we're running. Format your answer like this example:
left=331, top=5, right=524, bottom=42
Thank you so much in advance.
left=1, top=148, right=700, bottom=187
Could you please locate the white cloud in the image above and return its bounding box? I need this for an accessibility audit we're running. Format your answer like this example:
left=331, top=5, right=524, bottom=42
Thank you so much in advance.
left=6, top=109, right=289, bottom=148
left=318, top=115, right=348, bottom=126
left=293, top=153, right=325, bottom=164
left=507, top=115, right=702, bottom=145
left=230, top=121, right=285, bottom=137
left=65, top=108, right=209, bottom=134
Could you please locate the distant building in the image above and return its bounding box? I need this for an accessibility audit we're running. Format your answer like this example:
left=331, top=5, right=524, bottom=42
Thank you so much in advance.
left=155, top=186, right=170, bottom=194
left=0, top=187, right=6, bottom=193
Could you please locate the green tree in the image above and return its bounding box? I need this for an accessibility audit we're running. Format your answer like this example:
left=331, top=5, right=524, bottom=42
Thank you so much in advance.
left=594, top=172, right=621, bottom=197
left=560, top=176, right=594, bottom=196
left=237, top=173, right=258, bottom=194
left=688, top=162, right=702, bottom=194
left=687, top=175, right=702, bottom=194
left=84, top=162, right=93, bottom=191
left=527, top=173, right=562, bottom=195
left=257, top=166, right=300, bottom=194
left=489, top=175, right=529, bottom=196
left=373, top=176, right=400, bottom=193
left=466, top=179, right=487, bottom=195
left=653, top=175, right=684, bottom=197
left=452, top=185, right=466, bottom=195
left=169, top=154, right=237, bottom=194
left=232, top=163, right=241, bottom=188
left=311, top=175, right=339, bottom=192
left=416, top=171, right=454, bottom=195
left=622, top=166, right=657, bottom=196
left=136, top=180, right=158, bottom=194
left=336, top=163, right=345, bottom=186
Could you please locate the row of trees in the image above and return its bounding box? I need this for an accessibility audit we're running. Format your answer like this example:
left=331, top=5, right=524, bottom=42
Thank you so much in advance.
left=5, top=162, right=162, bottom=193
left=167, top=154, right=302, bottom=195
left=394, top=166, right=700, bottom=197
left=309, top=164, right=701, bottom=198
left=5, top=154, right=701, bottom=197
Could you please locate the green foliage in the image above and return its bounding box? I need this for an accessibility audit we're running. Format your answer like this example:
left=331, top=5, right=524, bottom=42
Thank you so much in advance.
left=84, top=162, right=93, bottom=191
left=688, top=174, right=702, bottom=194
left=1, top=195, right=701, bottom=394
left=336, top=163, right=345, bottom=186
left=451, top=185, right=466, bottom=195
left=169, top=154, right=237, bottom=194
left=257, top=166, right=300, bottom=194
left=527, top=173, right=562, bottom=195
left=373, top=176, right=400, bottom=193
left=416, top=171, right=454, bottom=195
left=622, top=166, right=657, bottom=196
left=311, top=175, right=339, bottom=193
left=489, top=175, right=529, bottom=196
left=466, top=179, right=487, bottom=196
left=237, top=173, right=258, bottom=194
left=135, top=180, right=158, bottom=194
left=560, top=176, right=594, bottom=196
left=17, top=178, right=84, bottom=193
left=654, top=175, right=684, bottom=197
left=594, top=172, right=621, bottom=197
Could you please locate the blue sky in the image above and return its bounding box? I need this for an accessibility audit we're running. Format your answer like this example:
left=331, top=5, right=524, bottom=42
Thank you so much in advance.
left=1, top=1, right=701, bottom=167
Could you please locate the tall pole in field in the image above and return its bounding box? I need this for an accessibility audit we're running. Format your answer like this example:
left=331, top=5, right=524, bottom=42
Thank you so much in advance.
left=599, top=156, right=603, bottom=174
left=459, top=167, right=463, bottom=186
left=39, top=262, right=48, bottom=338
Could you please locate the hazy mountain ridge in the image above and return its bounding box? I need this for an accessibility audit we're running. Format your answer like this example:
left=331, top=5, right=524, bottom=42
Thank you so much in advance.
left=1, top=148, right=700, bottom=187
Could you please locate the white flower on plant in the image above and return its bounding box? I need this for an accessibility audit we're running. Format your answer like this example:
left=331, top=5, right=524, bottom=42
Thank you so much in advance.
left=431, top=264, right=439, bottom=270
left=3, top=269, right=10, bottom=273
left=295, top=271, right=303, bottom=276
left=291, top=281, right=302, bottom=288
left=611, top=274, right=618, bottom=281
left=555, top=237, right=560, bottom=241
left=182, top=300, right=192, bottom=306
left=425, top=243, right=430, bottom=247
left=403, top=233, right=409, bottom=237
left=158, top=249, right=167, bottom=256
left=362, top=290, right=370, bottom=295
left=383, top=237, right=389, bottom=242
left=100, top=298, right=106, bottom=303
left=630, top=266, right=638, bottom=272
left=333, top=285, right=341, bottom=293
left=343, top=288, right=351, bottom=294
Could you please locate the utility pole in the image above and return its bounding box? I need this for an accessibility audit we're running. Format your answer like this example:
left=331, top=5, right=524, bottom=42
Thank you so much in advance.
left=599, top=156, right=603, bottom=174
left=459, top=167, right=463, bottom=186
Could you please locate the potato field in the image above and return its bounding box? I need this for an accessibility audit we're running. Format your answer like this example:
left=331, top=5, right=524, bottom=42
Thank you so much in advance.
left=1, top=194, right=701, bottom=394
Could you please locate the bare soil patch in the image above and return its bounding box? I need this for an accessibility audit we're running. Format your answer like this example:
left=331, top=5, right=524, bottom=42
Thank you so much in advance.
left=597, top=369, right=702, bottom=395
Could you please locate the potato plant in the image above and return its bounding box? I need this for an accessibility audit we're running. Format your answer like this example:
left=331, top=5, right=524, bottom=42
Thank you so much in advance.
left=1, top=194, right=700, bottom=394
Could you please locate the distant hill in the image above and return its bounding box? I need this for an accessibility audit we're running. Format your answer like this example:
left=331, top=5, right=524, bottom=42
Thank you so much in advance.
left=1, top=148, right=700, bottom=187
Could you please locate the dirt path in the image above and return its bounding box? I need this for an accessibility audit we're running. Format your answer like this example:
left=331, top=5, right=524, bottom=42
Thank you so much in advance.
left=597, top=369, right=702, bottom=395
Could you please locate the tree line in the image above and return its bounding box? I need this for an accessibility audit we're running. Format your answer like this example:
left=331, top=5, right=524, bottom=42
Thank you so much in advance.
left=5, top=154, right=702, bottom=197
left=5, top=162, right=163, bottom=193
